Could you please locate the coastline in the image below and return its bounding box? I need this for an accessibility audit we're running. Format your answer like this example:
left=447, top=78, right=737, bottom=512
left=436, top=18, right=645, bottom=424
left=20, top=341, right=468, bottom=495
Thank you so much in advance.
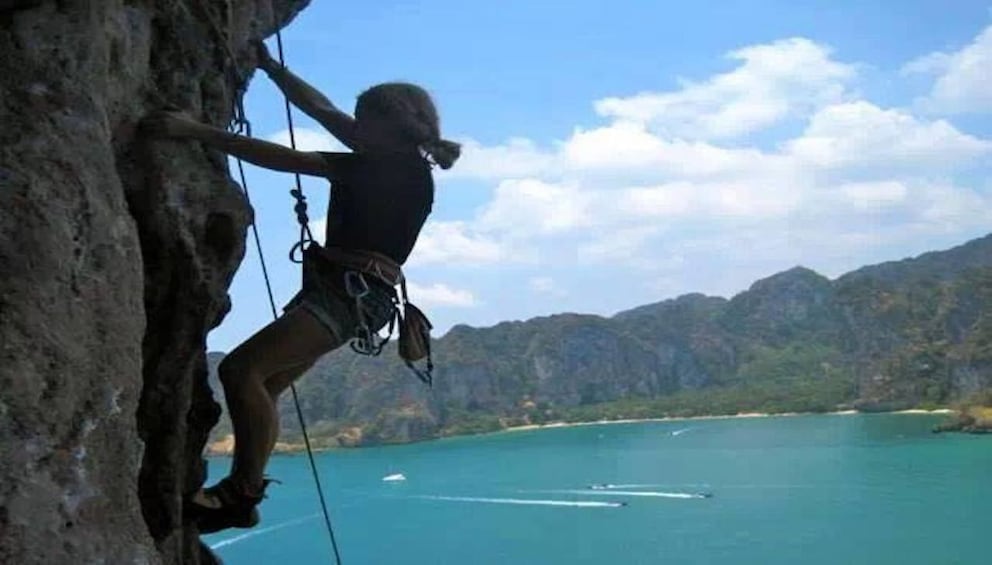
left=204, top=408, right=954, bottom=457
left=497, top=408, right=953, bottom=434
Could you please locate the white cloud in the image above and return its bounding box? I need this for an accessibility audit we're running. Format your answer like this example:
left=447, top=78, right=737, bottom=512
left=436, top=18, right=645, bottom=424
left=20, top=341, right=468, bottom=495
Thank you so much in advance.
left=577, top=226, right=662, bottom=263
left=593, top=38, right=856, bottom=140
left=914, top=182, right=992, bottom=226
left=438, top=137, right=558, bottom=180
left=787, top=101, right=991, bottom=170
left=405, top=282, right=477, bottom=308
left=616, top=183, right=696, bottom=218
left=615, top=180, right=801, bottom=221
left=563, top=121, right=670, bottom=171
left=901, top=51, right=952, bottom=76
left=903, top=24, right=992, bottom=114
left=266, top=128, right=347, bottom=152
left=478, top=179, right=594, bottom=234
left=838, top=181, right=908, bottom=211
left=406, top=221, right=505, bottom=266
left=440, top=39, right=990, bottom=285
left=563, top=122, right=777, bottom=179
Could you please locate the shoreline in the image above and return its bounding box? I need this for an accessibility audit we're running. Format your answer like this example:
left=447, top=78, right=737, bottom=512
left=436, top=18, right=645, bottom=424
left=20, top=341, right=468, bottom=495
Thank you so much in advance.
left=204, top=408, right=954, bottom=457
left=497, top=408, right=953, bottom=434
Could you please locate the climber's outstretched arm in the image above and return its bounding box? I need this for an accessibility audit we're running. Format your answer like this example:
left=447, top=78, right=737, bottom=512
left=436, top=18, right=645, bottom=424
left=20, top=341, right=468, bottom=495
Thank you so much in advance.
left=142, top=111, right=330, bottom=177
left=256, top=41, right=359, bottom=151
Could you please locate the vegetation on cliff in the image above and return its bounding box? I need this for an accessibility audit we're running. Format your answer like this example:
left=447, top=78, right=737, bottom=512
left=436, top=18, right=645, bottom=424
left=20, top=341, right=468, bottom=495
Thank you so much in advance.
left=208, top=234, right=992, bottom=448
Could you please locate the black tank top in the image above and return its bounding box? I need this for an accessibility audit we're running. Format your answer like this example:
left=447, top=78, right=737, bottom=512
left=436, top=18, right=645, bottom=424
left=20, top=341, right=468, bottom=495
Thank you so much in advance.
left=321, top=152, right=434, bottom=265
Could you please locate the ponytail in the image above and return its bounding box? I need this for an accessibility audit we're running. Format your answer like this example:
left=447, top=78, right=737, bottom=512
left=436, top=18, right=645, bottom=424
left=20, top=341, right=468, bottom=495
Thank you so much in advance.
left=421, top=138, right=461, bottom=170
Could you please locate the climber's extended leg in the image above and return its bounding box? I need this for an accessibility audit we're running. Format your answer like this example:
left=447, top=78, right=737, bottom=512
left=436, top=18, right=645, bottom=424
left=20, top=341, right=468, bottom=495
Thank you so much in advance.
left=222, top=306, right=337, bottom=489
left=260, top=359, right=320, bottom=462
left=190, top=307, right=339, bottom=532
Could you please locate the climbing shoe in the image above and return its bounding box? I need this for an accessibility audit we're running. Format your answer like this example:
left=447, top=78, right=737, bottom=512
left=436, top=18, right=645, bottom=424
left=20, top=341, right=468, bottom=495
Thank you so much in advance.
left=188, top=477, right=273, bottom=534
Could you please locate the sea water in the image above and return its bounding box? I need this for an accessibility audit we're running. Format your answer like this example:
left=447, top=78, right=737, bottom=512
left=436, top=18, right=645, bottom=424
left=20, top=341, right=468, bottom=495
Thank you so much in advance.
left=204, top=414, right=990, bottom=564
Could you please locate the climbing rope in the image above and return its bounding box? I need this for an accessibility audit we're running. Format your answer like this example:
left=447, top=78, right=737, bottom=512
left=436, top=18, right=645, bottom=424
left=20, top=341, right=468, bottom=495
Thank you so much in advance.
left=270, top=29, right=345, bottom=565
left=220, top=24, right=343, bottom=565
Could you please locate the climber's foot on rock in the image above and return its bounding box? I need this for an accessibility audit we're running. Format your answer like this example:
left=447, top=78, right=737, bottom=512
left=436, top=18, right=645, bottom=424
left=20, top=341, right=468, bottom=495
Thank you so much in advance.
left=188, top=477, right=269, bottom=534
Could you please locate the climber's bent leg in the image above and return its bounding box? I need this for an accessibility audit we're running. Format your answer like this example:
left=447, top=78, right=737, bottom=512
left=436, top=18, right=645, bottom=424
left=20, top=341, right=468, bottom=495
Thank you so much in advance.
left=263, top=358, right=320, bottom=399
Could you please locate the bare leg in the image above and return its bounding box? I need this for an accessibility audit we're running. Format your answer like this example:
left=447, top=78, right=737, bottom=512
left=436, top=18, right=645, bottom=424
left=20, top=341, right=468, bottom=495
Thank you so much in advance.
left=256, top=359, right=321, bottom=468
left=217, top=307, right=340, bottom=491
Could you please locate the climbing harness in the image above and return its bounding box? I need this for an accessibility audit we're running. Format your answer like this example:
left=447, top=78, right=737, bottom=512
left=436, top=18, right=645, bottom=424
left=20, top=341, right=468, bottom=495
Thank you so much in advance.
left=299, top=243, right=435, bottom=386
left=216, top=23, right=343, bottom=564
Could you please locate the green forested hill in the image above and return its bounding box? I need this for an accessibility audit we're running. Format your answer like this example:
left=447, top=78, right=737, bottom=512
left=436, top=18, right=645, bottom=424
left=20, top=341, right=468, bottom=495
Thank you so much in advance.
left=208, top=234, right=992, bottom=446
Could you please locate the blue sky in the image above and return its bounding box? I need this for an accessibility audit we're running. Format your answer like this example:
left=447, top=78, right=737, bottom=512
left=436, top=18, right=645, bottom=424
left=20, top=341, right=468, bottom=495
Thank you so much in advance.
left=207, top=0, right=992, bottom=352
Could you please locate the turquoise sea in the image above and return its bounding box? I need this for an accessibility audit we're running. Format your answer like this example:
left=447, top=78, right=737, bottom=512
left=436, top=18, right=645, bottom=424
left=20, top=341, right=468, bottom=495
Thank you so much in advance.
left=204, top=414, right=990, bottom=564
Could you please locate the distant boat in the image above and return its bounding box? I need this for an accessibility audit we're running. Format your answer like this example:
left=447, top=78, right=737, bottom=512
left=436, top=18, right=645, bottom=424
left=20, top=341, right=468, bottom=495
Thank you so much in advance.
left=588, top=483, right=615, bottom=490
left=382, top=473, right=407, bottom=482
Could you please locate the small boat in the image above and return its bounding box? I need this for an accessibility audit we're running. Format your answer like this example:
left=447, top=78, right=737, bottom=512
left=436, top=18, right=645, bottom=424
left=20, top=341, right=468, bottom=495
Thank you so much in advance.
left=382, top=473, right=407, bottom=482
left=588, top=483, right=615, bottom=490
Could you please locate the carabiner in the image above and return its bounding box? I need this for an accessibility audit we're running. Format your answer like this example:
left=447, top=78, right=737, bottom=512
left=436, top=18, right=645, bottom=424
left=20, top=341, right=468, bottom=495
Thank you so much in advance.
left=344, top=271, right=370, bottom=299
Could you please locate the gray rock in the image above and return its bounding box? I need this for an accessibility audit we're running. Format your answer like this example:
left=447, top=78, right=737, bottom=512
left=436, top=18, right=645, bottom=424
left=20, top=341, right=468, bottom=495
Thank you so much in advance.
left=1, top=1, right=309, bottom=563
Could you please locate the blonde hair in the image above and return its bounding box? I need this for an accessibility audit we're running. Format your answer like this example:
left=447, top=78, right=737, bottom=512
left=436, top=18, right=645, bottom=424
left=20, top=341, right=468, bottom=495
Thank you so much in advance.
left=356, top=82, right=462, bottom=170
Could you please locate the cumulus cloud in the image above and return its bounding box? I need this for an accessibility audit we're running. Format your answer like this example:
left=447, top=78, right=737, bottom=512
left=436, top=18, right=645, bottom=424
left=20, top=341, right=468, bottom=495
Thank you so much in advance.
left=478, top=179, right=594, bottom=234
left=405, top=282, right=477, bottom=308
left=903, top=24, right=992, bottom=114
left=406, top=221, right=505, bottom=266
left=437, top=34, right=991, bottom=288
left=577, top=226, right=663, bottom=263
left=438, top=137, right=558, bottom=180
left=837, top=181, right=909, bottom=211
left=618, top=180, right=802, bottom=220
left=593, top=38, right=857, bottom=140
left=562, top=122, right=777, bottom=180
left=786, top=101, right=991, bottom=171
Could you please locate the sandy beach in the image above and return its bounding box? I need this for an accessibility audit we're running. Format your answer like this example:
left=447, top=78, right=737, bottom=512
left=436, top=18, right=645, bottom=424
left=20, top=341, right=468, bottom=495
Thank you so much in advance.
left=205, top=408, right=956, bottom=455
left=499, top=408, right=953, bottom=434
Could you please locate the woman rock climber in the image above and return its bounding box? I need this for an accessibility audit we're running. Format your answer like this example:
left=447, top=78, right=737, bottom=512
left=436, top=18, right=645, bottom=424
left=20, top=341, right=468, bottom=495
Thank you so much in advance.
left=143, top=41, right=460, bottom=533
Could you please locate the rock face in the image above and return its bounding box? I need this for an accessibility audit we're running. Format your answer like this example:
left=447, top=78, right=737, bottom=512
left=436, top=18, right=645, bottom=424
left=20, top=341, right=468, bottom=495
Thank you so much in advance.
left=0, top=1, right=308, bottom=563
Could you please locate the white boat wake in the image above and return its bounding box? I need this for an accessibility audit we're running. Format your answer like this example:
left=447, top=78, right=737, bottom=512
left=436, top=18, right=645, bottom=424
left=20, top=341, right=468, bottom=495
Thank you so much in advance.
left=382, top=473, right=407, bottom=482
left=559, top=489, right=710, bottom=499
left=208, top=513, right=320, bottom=550
left=415, top=495, right=625, bottom=508
left=671, top=427, right=692, bottom=436
left=587, top=483, right=711, bottom=490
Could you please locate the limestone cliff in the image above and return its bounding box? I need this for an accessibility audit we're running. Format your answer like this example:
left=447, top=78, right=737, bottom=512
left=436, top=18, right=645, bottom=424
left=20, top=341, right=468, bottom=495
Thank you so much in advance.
left=0, top=1, right=308, bottom=563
